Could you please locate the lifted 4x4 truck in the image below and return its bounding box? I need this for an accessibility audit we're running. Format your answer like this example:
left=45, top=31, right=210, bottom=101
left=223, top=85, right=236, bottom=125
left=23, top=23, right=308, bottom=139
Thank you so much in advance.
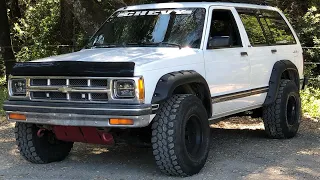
left=3, top=1, right=307, bottom=177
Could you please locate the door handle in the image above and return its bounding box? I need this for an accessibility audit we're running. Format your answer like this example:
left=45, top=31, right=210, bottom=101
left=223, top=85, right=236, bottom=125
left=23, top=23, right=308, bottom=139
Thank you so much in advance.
left=241, top=52, right=248, bottom=56
left=271, top=49, right=277, bottom=53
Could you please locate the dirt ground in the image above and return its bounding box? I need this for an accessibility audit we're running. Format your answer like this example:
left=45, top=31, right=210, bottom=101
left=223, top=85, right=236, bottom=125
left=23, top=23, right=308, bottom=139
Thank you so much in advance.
left=0, top=116, right=319, bottom=180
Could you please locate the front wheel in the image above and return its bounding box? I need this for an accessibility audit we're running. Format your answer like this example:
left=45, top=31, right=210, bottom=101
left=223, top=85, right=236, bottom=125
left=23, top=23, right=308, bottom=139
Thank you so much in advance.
left=151, top=94, right=210, bottom=176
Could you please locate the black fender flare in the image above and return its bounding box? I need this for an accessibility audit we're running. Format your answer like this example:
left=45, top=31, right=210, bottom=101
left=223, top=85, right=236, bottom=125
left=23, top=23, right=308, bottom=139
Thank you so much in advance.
left=263, top=60, right=300, bottom=106
left=151, top=70, right=212, bottom=116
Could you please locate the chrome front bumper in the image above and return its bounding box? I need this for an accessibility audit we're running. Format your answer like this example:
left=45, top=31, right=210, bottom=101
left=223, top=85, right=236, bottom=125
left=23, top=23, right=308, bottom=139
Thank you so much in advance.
left=3, top=101, right=156, bottom=128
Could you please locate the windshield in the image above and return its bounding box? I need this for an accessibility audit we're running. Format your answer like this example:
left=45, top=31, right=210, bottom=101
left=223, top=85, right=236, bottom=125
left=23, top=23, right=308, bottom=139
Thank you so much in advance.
left=87, top=8, right=206, bottom=49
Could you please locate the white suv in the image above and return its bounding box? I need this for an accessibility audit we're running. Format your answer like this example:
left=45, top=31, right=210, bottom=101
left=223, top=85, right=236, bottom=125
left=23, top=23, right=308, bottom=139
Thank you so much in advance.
left=4, top=2, right=306, bottom=176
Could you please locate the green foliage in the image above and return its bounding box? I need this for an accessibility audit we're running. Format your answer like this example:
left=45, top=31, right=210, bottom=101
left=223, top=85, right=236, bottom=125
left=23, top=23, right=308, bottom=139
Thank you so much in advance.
left=0, top=76, right=5, bottom=86
left=0, top=76, right=7, bottom=116
left=301, top=87, right=320, bottom=118
left=299, top=7, right=320, bottom=45
left=12, top=0, right=61, bottom=61
left=295, top=7, right=320, bottom=82
left=0, top=87, right=8, bottom=116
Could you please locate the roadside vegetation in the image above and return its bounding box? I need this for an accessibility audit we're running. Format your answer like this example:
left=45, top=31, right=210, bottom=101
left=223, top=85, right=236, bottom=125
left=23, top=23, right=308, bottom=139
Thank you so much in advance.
left=0, top=90, right=7, bottom=117
left=0, top=89, right=7, bottom=116
left=0, top=76, right=7, bottom=116
left=301, top=88, right=320, bottom=118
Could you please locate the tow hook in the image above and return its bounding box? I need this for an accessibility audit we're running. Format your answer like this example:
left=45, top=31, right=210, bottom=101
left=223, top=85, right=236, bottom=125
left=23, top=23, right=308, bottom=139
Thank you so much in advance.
left=102, top=133, right=114, bottom=144
left=37, top=128, right=47, bottom=138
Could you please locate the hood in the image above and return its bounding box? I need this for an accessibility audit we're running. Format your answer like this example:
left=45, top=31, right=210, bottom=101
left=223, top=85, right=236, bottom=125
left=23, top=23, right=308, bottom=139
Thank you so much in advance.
left=33, top=47, right=199, bottom=67
left=11, top=47, right=201, bottom=77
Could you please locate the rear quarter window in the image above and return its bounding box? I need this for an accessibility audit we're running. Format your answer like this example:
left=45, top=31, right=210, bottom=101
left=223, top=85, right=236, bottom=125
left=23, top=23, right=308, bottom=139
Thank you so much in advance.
left=261, top=10, right=296, bottom=45
left=237, top=8, right=297, bottom=46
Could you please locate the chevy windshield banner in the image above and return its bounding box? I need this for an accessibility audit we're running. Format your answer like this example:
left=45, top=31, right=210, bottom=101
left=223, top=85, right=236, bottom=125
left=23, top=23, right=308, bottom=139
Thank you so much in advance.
left=117, top=9, right=193, bottom=17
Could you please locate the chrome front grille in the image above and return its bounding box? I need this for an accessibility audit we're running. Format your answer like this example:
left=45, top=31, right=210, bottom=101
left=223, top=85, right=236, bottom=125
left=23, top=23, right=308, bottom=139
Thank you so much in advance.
left=31, top=79, right=47, bottom=86
left=29, top=77, right=110, bottom=102
left=69, top=79, right=88, bottom=86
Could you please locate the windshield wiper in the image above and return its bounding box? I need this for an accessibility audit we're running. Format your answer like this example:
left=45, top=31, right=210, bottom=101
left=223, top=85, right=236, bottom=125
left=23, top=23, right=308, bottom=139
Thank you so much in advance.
left=92, top=45, right=116, bottom=48
left=89, top=43, right=125, bottom=48
left=90, top=42, right=182, bottom=49
left=125, top=42, right=182, bottom=49
left=157, top=42, right=182, bottom=49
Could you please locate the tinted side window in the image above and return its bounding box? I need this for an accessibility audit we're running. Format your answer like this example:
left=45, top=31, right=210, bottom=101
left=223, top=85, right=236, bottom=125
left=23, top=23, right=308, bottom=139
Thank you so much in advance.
left=207, top=9, right=242, bottom=49
left=261, top=10, right=296, bottom=45
left=259, top=17, right=275, bottom=44
left=238, top=10, right=268, bottom=46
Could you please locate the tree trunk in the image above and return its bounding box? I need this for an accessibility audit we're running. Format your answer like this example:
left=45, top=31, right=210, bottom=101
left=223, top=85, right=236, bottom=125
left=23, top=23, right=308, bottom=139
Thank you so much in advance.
left=7, top=0, right=21, bottom=54
left=0, top=0, right=15, bottom=78
left=58, top=0, right=75, bottom=53
left=7, top=0, right=21, bottom=21
left=64, top=0, right=111, bottom=35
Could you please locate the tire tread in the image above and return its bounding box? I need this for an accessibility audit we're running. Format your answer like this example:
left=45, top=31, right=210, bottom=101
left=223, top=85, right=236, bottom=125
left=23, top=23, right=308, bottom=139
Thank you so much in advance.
left=152, top=94, right=210, bottom=176
left=263, top=79, right=300, bottom=138
left=152, top=95, right=189, bottom=176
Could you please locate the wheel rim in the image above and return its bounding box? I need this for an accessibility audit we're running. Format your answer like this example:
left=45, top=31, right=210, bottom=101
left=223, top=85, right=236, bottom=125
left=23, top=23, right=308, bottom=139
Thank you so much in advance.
left=185, top=115, right=203, bottom=157
left=287, top=95, right=298, bottom=125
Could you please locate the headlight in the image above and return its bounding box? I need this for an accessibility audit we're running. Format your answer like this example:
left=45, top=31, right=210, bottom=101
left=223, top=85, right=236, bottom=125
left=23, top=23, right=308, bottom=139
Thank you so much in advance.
left=10, top=79, right=27, bottom=96
left=113, top=80, right=135, bottom=98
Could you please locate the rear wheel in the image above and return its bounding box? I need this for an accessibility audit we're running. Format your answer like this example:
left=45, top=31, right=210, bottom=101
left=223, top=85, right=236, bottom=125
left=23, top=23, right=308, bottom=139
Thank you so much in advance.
left=263, top=80, right=301, bottom=139
left=151, top=94, right=210, bottom=176
left=15, top=122, right=73, bottom=163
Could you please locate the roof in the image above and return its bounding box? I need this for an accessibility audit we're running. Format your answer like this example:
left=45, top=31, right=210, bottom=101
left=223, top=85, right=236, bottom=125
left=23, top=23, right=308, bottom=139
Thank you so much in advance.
left=118, top=2, right=278, bottom=11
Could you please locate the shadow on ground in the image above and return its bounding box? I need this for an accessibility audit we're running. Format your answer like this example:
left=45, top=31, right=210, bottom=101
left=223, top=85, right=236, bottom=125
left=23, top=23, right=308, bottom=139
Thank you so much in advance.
left=0, top=116, right=319, bottom=180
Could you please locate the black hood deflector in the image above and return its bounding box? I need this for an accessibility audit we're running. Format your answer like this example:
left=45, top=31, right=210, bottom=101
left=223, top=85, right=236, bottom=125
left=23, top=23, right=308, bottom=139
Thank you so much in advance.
left=10, top=61, right=135, bottom=77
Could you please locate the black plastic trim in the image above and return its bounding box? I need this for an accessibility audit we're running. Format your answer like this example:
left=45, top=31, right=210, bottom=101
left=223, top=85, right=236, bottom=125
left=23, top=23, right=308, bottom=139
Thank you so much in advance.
left=10, top=61, right=135, bottom=77
left=212, top=86, right=269, bottom=103
left=301, top=78, right=308, bottom=90
left=151, top=70, right=212, bottom=116
left=263, top=60, right=300, bottom=106
left=3, top=100, right=151, bottom=116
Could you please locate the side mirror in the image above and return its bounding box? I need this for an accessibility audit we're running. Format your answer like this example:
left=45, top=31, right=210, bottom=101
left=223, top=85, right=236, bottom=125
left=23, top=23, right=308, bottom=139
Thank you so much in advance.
left=208, top=36, right=230, bottom=49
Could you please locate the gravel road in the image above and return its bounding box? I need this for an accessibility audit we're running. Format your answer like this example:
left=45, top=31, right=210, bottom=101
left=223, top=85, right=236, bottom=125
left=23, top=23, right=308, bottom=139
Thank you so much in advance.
left=0, top=116, right=319, bottom=180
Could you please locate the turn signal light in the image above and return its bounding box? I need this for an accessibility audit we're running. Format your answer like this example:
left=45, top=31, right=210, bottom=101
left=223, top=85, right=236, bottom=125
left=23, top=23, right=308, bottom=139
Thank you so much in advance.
left=9, top=113, right=26, bottom=121
left=109, top=118, right=134, bottom=125
left=138, top=78, right=145, bottom=102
